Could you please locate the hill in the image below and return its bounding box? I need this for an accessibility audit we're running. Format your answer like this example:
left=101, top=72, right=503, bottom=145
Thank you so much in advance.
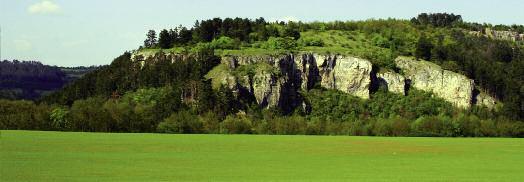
left=2, top=13, right=523, bottom=136
left=0, top=60, right=98, bottom=100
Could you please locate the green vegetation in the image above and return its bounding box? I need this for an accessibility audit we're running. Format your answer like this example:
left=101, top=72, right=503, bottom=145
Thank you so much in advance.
left=1, top=13, right=522, bottom=136
left=1, top=130, right=524, bottom=181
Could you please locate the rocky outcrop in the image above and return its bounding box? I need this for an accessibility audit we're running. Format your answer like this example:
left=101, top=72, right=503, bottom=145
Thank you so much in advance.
left=136, top=48, right=499, bottom=111
left=316, top=55, right=372, bottom=99
left=209, top=53, right=373, bottom=111
left=395, top=56, right=474, bottom=108
left=469, top=28, right=524, bottom=42
left=485, top=28, right=524, bottom=42
left=376, top=71, right=406, bottom=95
left=474, top=91, right=497, bottom=109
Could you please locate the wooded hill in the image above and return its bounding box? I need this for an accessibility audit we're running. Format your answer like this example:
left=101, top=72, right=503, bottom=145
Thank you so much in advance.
left=1, top=13, right=523, bottom=137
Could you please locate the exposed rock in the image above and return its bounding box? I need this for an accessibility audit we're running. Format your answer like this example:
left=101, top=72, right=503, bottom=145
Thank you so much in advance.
left=395, top=56, right=474, bottom=108
left=314, top=55, right=372, bottom=99
left=251, top=71, right=281, bottom=108
left=475, top=91, right=497, bottom=109
left=210, top=53, right=373, bottom=111
left=293, top=54, right=320, bottom=90
left=377, top=71, right=405, bottom=95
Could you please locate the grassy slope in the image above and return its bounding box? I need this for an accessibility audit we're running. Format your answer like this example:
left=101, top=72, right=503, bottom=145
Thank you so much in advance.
left=1, top=130, right=523, bottom=181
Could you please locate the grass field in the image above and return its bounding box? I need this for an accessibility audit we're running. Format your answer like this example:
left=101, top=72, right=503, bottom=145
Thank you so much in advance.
left=1, top=130, right=523, bottom=181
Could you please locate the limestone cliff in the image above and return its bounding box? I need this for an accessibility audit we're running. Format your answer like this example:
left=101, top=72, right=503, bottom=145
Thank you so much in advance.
left=395, top=56, right=474, bottom=108
left=208, top=53, right=372, bottom=111
left=376, top=71, right=406, bottom=95
left=133, top=50, right=498, bottom=111
left=316, top=55, right=372, bottom=99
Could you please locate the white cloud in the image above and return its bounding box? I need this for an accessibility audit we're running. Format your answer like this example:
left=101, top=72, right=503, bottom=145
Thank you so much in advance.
left=28, top=0, right=61, bottom=15
left=273, top=16, right=300, bottom=23
left=13, top=39, right=33, bottom=51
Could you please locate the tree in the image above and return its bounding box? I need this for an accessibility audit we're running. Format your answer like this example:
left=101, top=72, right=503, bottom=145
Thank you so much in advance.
left=50, top=107, right=70, bottom=130
left=415, top=34, right=433, bottom=60
left=158, top=29, right=172, bottom=49
left=144, top=30, right=157, bottom=48
left=69, top=97, right=112, bottom=132
left=178, top=26, right=192, bottom=44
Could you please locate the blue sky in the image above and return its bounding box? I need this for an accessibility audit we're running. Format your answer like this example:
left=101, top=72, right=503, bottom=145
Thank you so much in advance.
left=1, top=0, right=523, bottom=66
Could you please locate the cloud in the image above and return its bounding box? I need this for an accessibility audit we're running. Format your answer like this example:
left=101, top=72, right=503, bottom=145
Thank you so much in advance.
left=273, top=16, right=300, bottom=23
left=28, top=0, right=61, bottom=15
left=13, top=39, right=33, bottom=51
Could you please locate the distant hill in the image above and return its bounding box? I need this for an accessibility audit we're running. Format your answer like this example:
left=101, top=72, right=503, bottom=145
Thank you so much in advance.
left=4, top=13, right=522, bottom=136
left=0, top=60, right=98, bottom=100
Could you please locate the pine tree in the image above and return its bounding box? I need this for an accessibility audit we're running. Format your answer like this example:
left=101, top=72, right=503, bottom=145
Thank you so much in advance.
left=158, top=29, right=171, bottom=49
left=144, top=30, right=157, bottom=48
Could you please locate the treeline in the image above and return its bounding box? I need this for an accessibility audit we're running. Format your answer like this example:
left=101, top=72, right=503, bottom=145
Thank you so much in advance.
left=0, top=60, right=99, bottom=100
left=410, top=13, right=463, bottom=27
left=2, top=88, right=523, bottom=137
left=143, top=17, right=301, bottom=49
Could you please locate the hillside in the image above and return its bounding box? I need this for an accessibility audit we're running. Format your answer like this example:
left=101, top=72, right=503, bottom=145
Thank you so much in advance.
left=0, top=60, right=98, bottom=100
left=2, top=13, right=523, bottom=137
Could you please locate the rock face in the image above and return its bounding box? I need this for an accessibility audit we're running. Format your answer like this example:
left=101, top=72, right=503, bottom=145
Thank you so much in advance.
left=316, top=56, right=372, bottom=99
left=395, top=56, right=474, bottom=108
left=134, top=50, right=499, bottom=110
left=475, top=92, right=497, bottom=109
left=376, top=71, right=406, bottom=95
left=210, top=53, right=373, bottom=112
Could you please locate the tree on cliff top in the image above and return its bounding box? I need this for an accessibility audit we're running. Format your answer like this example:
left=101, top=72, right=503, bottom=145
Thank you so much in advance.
left=144, top=30, right=157, bottom=48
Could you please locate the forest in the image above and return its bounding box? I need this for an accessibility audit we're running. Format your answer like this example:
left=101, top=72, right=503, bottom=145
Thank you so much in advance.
left=1, top=13, right=523, bottom=137
left=0, top=60, right=98, bottom=100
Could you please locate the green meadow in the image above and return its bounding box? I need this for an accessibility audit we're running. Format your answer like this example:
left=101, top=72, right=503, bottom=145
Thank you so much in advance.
left=1, top=130, right=523, bottom=181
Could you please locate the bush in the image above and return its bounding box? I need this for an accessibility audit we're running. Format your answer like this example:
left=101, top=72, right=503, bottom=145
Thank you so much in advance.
left=50, top=107, right=70, bottom=130
left=390, top=117, right=411, bottom=136
left=496, top=120, right=524, bottom=137
left=200, top=111, right=220, bottom=134
left=454, top=114, right=481, bottom=137
left=298, top=37, right=324, bottom=47
left=372, top=118, right=393, bottom=136
left=267, top=115, right=307, bottom=135
left=348, top=120, right=370, bottom=136
left=220, top=115, right=253, bottom=134
left=210, top=36, right=239, bottom=49
left=157, top=110, right=202, bottom=134
left=479, top=119, right=497, bottom=137
left=411, top=116, right=444, bottom=136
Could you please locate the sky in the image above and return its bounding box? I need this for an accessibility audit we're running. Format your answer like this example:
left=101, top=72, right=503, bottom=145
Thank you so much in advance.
left=1, top=0, right=523, bottom=67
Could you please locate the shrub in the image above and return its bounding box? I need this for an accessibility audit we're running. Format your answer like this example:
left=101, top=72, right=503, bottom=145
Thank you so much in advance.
left=210, top=36, right=239, bottom=49
left=157, top=110, right=202, bottom=134
left=348, top=120, right=370, bottom=136
left=269, top=115, right=307, bottom=135
left=200, top=111, right=220, bottom=134
left=411, top=116, right=444, bottom=136
left=390, top=117, right=411, bottom=136
left=298, top=37, right=324, bottom=47
left=50, top=107, right=70, bottom=130
left=454, top=114, right=481, bottom=137
left=496, top=120, right=524, bottom=137
left=479, top=119, right=497, bottom=137
left=220, top=115, right=253, bottom=134
left=372, top=118, right=393, bottom=136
